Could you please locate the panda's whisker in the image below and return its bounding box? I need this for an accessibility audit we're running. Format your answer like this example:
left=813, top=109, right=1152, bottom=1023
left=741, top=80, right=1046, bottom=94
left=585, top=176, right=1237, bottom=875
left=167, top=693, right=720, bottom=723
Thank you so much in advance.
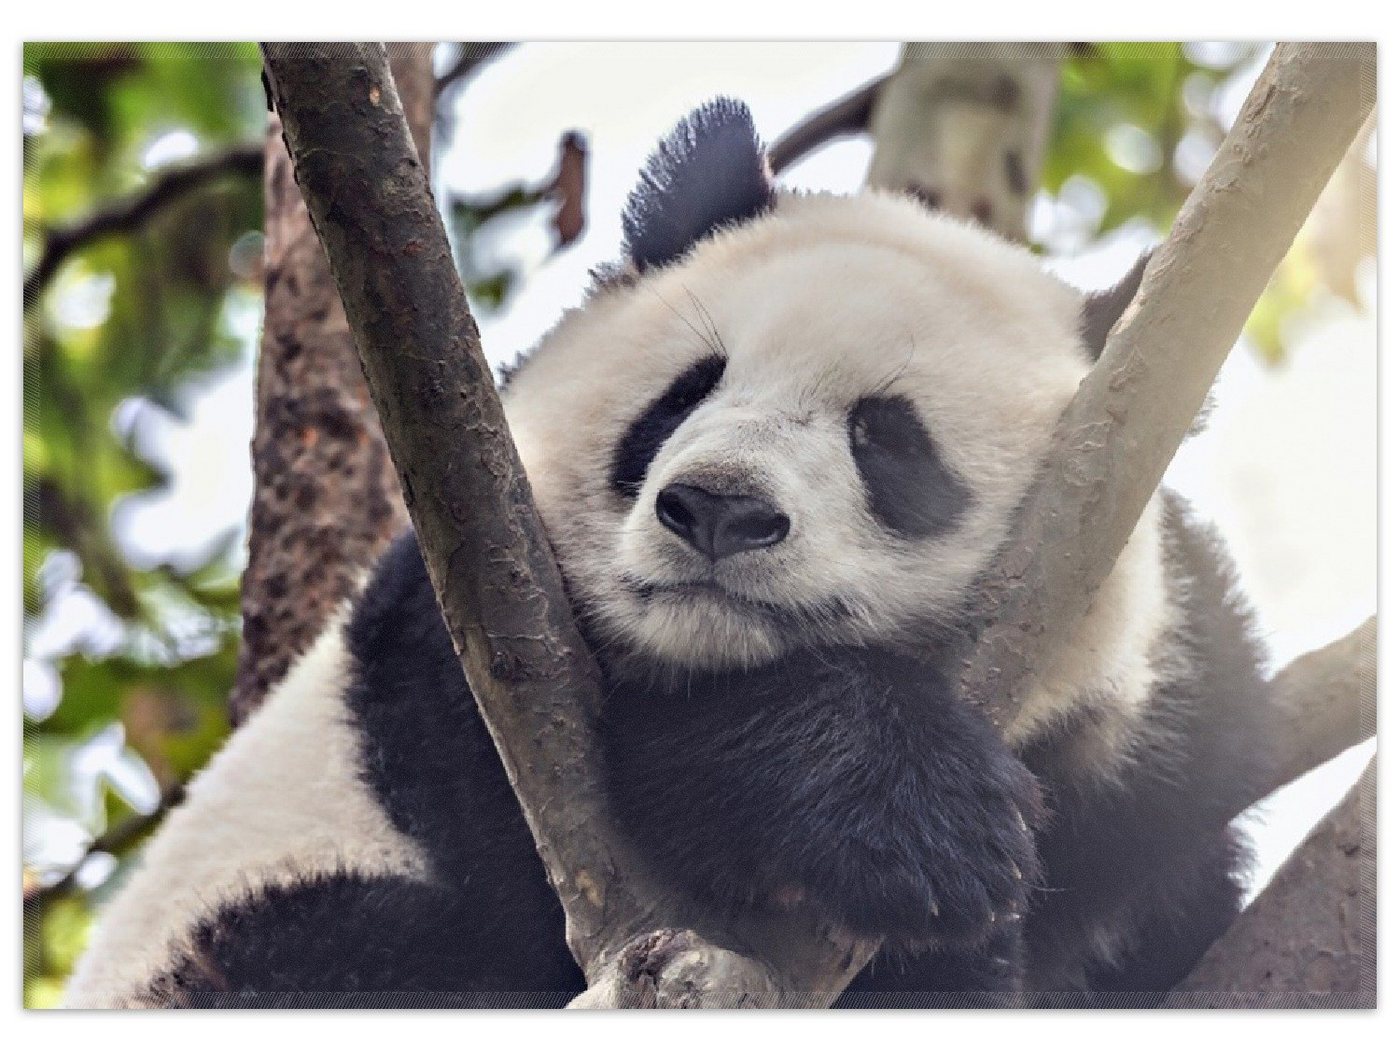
left=683, top=287, right=728, bottom=358
left=869, top=338, right=921, bottom=398
left=644, top=282, right=724, bottom=360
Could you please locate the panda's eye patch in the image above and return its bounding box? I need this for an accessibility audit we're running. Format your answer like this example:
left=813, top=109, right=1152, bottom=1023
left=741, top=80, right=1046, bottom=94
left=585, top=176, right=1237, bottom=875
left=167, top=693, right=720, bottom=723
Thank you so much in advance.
left=611, top=354, right=726, bottom=497
left=848, top=395, right=971, bottom=538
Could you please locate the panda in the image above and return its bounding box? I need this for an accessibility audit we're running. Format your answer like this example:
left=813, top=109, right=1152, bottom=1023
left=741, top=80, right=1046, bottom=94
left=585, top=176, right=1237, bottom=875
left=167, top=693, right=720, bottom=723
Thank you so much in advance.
left=65, top=99, right=1274, bottom=1009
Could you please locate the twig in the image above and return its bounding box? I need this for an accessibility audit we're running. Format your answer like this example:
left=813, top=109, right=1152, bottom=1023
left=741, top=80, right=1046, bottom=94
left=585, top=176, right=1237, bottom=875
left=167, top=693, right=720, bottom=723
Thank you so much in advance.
left=768, top=75, right=886, bottom=174
left=452, top=131, right=589, bottom=250
left=434, top=42, right=513, bottom=98
left=23, top=785, right=186, bottom=908
left=23, top=143, right=262, bottom=304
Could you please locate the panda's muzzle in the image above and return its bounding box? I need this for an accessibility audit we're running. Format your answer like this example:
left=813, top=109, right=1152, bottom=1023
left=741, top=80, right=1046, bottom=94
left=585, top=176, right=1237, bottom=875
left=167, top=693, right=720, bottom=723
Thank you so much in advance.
left=655, top=482, right=790, bottom=562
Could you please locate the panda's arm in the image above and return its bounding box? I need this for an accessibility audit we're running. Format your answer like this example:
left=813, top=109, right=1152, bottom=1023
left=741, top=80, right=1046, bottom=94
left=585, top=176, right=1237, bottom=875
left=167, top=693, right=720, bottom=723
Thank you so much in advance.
left=601, top=646, right=1040, bottom=953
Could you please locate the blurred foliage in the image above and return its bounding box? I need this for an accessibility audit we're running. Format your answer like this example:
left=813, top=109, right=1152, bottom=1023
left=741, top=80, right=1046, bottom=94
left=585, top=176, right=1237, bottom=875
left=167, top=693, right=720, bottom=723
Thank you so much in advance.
left=20, top=42, right=1375, bottom=1010
left=1045, top=42, right=1375, bottom=363
left=22, top=43, right=263, bottom=1007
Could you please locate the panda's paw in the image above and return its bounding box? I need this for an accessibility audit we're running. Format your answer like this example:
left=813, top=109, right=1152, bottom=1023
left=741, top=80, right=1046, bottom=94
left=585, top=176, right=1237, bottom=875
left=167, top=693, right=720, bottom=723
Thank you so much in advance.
left=791, top=797, right=1037, bottom=947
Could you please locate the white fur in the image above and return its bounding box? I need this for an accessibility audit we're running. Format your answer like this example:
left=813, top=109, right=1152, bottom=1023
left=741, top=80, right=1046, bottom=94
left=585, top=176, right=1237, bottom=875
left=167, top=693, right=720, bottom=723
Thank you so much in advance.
left=1006, top=494, right=1172, bottom=757
left=505, top=191, right=1165, bottom=696
left=63, top=620, right=427, bottom=1008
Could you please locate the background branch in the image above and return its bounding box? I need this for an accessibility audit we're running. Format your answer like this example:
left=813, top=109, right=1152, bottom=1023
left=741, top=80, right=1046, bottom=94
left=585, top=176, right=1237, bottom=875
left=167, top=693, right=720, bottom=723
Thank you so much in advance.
left=23, top=142, right=262, bottom=304
left=435, top=42, right=513, bottom=99
left=768, top=75, right=886, bottom=174
left=22, top=785, right=186, bottom=909
left=1253, top=616, right=1377, bottom=807
left=450, top=130, right=589, bottom=250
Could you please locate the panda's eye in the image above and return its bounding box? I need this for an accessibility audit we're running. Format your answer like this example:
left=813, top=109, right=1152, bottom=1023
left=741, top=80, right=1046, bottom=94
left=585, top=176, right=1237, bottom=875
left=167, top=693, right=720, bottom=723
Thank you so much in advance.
left=610, top=354, right=726, bottom=497
left=849, top=399, right=924, bottom=456
left=848, top=395, right=971, bottom=538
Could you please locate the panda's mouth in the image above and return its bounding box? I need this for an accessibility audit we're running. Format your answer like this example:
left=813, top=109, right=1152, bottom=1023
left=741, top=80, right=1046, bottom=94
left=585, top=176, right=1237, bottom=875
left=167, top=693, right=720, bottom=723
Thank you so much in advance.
left=622, top=576, right=852, bottom=631
left=627, top=577, right=776, bottom=617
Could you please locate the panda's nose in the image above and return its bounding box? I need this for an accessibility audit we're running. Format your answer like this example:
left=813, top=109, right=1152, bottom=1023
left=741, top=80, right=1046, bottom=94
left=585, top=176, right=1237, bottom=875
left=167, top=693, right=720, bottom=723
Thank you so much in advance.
left=655, top=482, right=791, bottom=561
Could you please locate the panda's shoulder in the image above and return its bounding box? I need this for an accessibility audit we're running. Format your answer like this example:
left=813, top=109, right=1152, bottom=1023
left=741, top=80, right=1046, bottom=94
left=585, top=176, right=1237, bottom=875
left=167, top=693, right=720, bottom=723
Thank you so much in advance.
left=345, top=530, right=446, bottom=665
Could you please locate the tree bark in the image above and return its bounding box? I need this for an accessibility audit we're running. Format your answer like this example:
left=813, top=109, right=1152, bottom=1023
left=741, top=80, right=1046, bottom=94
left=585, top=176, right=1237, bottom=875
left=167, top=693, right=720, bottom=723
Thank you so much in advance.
left=260, top=41, right=870, bottom=1009
left=231, top=44, right=434, bottom=724
left=1162, top=759, right=1376, bottom=1008
left=1256, top=616, right=1376, bottom=806
left=865, top=43, right=1065, bottom=242
left=960, top=43, right=1377, bottom=735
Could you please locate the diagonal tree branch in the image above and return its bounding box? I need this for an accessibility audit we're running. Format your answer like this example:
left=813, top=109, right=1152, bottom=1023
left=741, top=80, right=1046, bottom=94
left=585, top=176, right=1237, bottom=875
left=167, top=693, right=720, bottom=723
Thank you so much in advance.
left=260, top=41, right=869, bottom=1010
left=959, top=43, right=1377, bottom=735
left=231, top=45, right=433, bottom=724
left=23, top=142, right=263, bottom=305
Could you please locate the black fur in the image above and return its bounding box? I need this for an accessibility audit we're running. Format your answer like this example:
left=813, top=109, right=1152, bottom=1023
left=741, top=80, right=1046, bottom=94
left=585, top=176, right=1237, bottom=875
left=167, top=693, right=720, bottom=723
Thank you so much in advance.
left=601, top=646, right=1040, bottom=952
left=610, top=353, right=726, bottom=496
left=623, top=98, right=773, bottom=272
left=848, top=395, right=971, bottom=537
left=1079, top=251, right=1151, bottom=360
left=1019, top=491, right=1274, bottom=1004
left=153, top=873, right=579, bottom=1008
left=156, top=534, right=585, bottom=1008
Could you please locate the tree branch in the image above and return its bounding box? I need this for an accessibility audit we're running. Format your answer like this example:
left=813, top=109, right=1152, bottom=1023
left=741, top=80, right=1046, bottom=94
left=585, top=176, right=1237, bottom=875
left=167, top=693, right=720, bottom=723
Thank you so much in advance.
left=1162, top=758, right=1375, bottom=1007
left=260, top=41, right=869, bottom=1010
left=23, top=143, right=262, bottom=304
left=959, top=43, right=1377, bottom=734
left=451, top=131, right=589, bottom=250
left=768, top=75, right=886, bottom=175
left=1255, top=616, right=1377, bottom=806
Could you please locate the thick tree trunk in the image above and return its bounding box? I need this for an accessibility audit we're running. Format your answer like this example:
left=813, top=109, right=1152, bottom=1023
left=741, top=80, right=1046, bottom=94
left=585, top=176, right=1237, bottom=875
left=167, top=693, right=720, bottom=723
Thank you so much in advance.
left=231, top=44, right=434, bottom=724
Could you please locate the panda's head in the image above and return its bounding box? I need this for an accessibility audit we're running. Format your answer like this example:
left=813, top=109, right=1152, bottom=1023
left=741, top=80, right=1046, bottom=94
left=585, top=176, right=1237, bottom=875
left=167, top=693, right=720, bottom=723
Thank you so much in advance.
left=503, top=100, right=1143, bottom=672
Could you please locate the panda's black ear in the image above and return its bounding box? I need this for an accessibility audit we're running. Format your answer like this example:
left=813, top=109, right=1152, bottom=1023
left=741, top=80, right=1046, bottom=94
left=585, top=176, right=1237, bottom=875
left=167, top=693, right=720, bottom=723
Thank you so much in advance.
left=623, top=98, right=774, bottom=272
left=1079, top=251, right=1152, bottom=360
